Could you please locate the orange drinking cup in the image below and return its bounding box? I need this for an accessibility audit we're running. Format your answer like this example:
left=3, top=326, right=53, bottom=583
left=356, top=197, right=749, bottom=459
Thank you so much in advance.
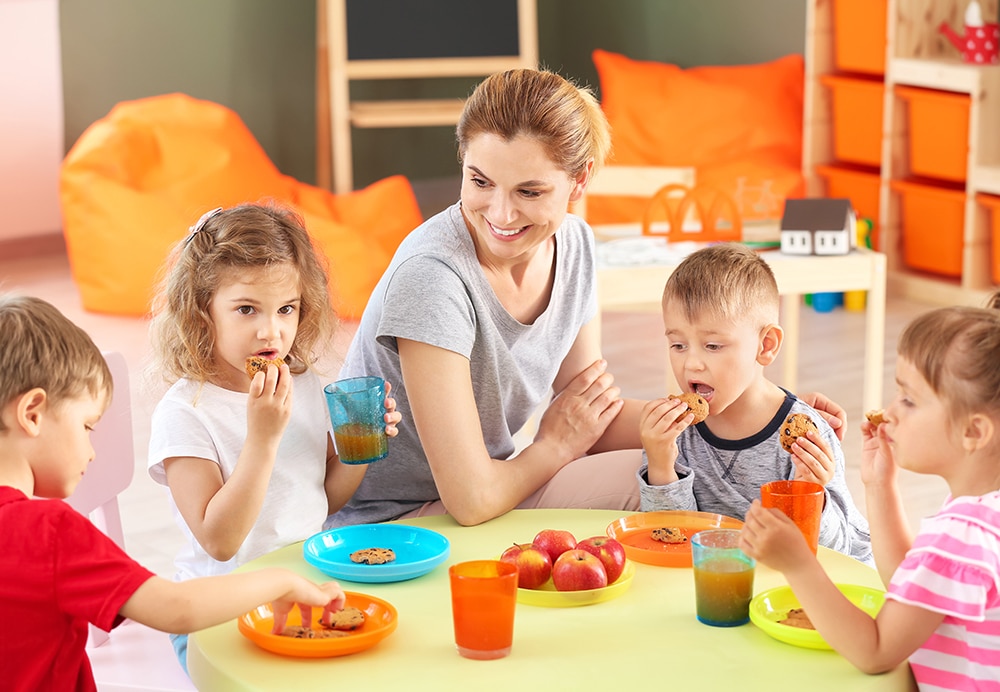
left=760, top=480, right=825, bottom=554
left=449, top=560, right=518, bottom=660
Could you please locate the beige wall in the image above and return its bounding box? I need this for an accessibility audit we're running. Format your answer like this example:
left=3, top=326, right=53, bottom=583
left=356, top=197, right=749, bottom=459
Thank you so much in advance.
left=60, top=0, right=805, bottom=189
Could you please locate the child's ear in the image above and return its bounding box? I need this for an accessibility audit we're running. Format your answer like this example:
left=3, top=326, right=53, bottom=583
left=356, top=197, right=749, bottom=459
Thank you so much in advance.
left=757, top=324, right=783, bottom=366
left=961, top=412, right=994, bottom=453
left=14, top=388, right=48, bottom=437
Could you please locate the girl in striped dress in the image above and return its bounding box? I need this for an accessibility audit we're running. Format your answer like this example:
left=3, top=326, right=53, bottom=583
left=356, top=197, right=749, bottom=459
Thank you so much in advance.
left=741, top=296, right=1000, bottom=690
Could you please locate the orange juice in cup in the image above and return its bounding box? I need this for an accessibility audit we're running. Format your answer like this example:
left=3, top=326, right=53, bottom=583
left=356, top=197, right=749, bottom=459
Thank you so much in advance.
left=691, top=529, right=755, bottom=627
left=449, top=560, right=518, bottom=660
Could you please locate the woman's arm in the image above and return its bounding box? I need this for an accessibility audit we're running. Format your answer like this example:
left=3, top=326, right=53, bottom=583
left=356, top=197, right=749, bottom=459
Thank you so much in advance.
left=398, top=337, right=620, bottom=525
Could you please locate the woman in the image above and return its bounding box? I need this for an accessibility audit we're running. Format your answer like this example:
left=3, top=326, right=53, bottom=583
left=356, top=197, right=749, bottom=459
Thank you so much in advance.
left=329, top=68, right=848, bottom=528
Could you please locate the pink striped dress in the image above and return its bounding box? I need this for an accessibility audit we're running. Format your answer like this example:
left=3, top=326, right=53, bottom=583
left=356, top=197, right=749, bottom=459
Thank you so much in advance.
left=887, top=492, right=1000, bottom=690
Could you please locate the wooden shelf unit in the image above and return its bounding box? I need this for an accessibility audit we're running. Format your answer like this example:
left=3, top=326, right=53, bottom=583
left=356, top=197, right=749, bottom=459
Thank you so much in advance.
left=804, top=0, right=1000, bottom=306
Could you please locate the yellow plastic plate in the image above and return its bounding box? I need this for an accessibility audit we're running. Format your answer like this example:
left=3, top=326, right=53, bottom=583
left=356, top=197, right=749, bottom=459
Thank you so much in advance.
left=516, top=560, right=636, bottom=607
left=238, top=591, right=398, bottom=658
left=749, top=584, right=885, bottom=650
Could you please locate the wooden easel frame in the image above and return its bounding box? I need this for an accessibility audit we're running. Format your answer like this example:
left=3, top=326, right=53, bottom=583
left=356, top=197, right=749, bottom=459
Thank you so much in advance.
left=316, top=0, right=538, bottom=193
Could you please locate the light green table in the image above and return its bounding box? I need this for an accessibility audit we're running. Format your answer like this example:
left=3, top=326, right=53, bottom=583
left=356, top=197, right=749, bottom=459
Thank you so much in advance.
left=188, top=509, right=916, bottom=691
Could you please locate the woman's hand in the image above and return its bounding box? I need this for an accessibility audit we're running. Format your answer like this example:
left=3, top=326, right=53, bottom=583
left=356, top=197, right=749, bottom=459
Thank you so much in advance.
left=639, top=397, right=692, bottom=485
left=382, top=381, right=401, bottom=437
left=800, top=391, right=847, bottom=441
left=535, top=359, right=623, bottom=461
left=790, top=430, right=836, bottom=487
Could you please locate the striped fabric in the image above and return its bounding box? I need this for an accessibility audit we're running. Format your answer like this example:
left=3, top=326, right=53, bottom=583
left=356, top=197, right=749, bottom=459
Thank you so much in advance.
left=887, top=492, right=1000, bottom=690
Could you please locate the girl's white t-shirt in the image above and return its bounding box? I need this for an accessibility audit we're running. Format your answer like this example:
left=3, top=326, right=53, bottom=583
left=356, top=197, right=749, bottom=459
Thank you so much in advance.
left=148, top=371, right=330, bottom=580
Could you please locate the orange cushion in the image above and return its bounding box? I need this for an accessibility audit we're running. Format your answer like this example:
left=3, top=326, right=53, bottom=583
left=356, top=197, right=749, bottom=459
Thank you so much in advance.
left=590, top=50, right=805, bottom=223
left=59, top=93, right=422, bottom=319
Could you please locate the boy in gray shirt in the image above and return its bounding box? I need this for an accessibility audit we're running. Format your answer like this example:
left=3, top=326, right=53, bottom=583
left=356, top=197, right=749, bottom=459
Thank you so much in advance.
left=637, top=243, right=872, bottom=564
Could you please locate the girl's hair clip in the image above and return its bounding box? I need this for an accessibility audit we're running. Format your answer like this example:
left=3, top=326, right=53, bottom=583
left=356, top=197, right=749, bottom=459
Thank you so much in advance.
left=184, top=207, right=224, bottom=246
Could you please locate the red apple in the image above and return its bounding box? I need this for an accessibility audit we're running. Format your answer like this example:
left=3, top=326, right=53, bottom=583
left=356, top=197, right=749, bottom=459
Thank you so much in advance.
left=499, top=543, right=552, bottom=590
left=551, top=549, right=608, bottom=591
left=532, top=529, right=577, bottom=564
left=575, top=535, right=627, bottom=584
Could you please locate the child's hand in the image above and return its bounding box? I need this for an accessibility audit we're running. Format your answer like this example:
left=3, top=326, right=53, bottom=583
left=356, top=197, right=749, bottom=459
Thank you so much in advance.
left=640, top=397, right=693, bottom=485
left=860, top=417, right=896, bottom=488
left=790, top=430, right=836, bottom=486
left=270, top=580, right=346, bottom=634
left=740, top=500, right=814, bottom=573
left=383, top=381, right=401, bottom=438
left=247, top=362, right=293, bottom=442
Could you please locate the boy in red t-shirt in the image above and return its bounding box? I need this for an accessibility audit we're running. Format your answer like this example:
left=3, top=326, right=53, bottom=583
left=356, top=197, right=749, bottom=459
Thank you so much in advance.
left=0, top=294, right=346, bottom=691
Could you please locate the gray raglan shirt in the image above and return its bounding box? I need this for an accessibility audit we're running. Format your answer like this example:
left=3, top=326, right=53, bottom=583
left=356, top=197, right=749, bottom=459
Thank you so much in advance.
left=638, top=392, right=874, bottom=565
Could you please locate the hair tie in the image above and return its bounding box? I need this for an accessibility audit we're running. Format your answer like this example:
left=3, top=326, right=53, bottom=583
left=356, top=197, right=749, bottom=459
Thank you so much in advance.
left=184, top=207, right=224, bottom=246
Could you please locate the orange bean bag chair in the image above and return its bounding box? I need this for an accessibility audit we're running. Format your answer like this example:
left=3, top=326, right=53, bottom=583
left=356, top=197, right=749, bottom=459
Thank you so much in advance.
left=59, top=93, right=423, bottom=319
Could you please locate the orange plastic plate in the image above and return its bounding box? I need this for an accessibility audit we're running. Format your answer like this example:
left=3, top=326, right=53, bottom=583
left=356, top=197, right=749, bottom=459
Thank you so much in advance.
left=237, top=591, right=397, bottom=658
left=606, top=511, right=743, bottom=567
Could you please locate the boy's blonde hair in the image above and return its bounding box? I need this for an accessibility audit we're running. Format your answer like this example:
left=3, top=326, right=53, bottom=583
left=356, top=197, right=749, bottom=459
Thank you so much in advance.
left=457, top=68, right=611, bottom=179
left=0, top=294, right=112, bottom=431
left=149, top=202, right=336, bottom=384
left=898, top=293, right=1000, bottom=427
left=662, top=243, right=779, bottom=327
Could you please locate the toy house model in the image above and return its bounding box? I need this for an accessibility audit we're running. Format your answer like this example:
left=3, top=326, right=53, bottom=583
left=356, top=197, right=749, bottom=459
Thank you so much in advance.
left=779, top=198, right=856, bottom=256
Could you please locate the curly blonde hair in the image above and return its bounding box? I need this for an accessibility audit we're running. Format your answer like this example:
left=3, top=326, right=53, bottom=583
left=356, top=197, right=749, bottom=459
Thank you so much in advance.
left=148, top=202, right=337, bottom=384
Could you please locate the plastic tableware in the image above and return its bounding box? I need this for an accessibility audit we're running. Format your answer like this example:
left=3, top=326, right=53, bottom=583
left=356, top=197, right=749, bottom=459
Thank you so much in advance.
left=238, top=592, right=398, bottom=658
left=516, top=560, right=636, bottom=608
left=303, top=524, right=450, bottom=583
left=606, top=511, right=744, bottom=567
left=749, top=584, right=886, bottom=650
left=449, top=560, right=518, bottom=660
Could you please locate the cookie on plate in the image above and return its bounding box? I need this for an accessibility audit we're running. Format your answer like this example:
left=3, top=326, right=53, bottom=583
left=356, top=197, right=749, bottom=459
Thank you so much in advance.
left=668, top=392, right=709, bottom=424
left=779, top=413, right=818, bottom=452
left=778, top=607, right=815, bottom=630
left=349, top=547, right=396, bottom=565
left=322, top=606, right=366, bottom=631
left=279, top=625, right=349, bottom=639
left=651, top=527, right=688, bottom=544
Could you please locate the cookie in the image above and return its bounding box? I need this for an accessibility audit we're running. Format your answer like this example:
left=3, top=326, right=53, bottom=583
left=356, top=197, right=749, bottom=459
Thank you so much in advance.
left=322, top=605, right=366, bottom=631
left=865, top=409, right=885, bottom=426
left=279, top=625, right=349, bottom=639
left=651, top=527, right=688, bottom=544
left=349, top=547, right=396, bottom=565
left=778, top=607, right=815, bottom=630
left=668, top=392, right=709, bottom=424
left=245, top=355, right=278, bottom=380
left=779, top=413, right=818, bottom=452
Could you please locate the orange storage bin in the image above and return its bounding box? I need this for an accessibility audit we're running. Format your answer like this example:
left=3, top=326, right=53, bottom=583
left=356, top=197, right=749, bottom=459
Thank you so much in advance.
left=891, top=179, right=965, bottom=277
left=820, top=75, right=884, bottom=166
left=815, top=163, right=881, bottom=248
left=896, top=86, right=970, bottom=183
left=978, top=193, right=1000, bottom=284
left=833, top=0, right=888, bottom=75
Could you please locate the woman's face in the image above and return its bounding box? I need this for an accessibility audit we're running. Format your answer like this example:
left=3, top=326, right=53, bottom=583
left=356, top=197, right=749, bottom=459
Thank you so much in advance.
left=460, top=133, right=588, bottom=266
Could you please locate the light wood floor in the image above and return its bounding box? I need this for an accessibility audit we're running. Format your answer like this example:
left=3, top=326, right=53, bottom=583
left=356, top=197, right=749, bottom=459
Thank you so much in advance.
left=0, top=235, right=949, bottom=578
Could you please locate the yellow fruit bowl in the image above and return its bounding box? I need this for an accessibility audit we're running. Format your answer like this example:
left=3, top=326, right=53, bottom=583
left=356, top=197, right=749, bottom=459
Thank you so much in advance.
left=516, top=560, right=636, bottom=607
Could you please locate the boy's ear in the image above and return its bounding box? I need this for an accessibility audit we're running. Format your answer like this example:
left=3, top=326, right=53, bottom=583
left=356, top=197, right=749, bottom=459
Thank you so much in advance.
left=961, top=412, right=994, bottom=453
left=14, top=388, right=48, bottom=437
left=757, top=323, right=783, bottom=366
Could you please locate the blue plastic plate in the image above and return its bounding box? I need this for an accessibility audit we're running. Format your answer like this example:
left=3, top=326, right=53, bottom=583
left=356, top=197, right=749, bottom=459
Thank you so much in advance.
left=303, top=524, right=450, bottom=583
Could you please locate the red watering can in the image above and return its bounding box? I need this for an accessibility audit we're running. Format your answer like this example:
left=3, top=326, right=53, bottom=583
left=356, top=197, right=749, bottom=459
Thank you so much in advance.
left=939, top=0, right=999, bottom=64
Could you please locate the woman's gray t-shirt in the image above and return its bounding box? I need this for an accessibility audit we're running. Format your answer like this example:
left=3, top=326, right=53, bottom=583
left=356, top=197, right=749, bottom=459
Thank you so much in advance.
left=327, top=202, right=597, bottom=527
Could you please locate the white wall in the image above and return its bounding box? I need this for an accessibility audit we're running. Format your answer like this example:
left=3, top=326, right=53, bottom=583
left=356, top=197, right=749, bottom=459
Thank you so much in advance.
left=0, top=0, right=63, bottom=241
